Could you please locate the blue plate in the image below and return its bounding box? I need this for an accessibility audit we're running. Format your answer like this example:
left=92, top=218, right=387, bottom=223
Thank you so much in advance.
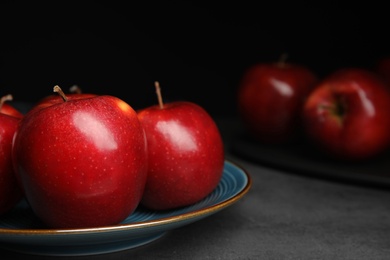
left=0, top=160, right=251, bottom=256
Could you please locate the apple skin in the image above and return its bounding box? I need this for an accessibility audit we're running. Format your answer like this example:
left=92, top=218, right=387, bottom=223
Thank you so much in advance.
left=137, top=101, right=225, bottom=210
left=34, top=85, right=95, bottom=105
left=237, top=60, right=318, bottom=143
left=302, top=68, right=390, bottom=160
left=32, top=93, right=98, bottom=112
left=0, top=113, right=24, bottom=215
left=0, top=96, right=24, bottom=119
left=1, top=103, right=24, bottom=118
left=12, top=94, right=148, bottom=228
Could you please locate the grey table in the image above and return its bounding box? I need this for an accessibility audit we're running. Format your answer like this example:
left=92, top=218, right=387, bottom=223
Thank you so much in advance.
left=1, top=115, right=390, bottom=260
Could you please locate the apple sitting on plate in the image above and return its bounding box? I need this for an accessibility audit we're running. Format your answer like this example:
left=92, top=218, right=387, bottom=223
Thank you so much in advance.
left=137, top=81, right=225, bottom=210
left=0, top=94, right=24, bottom=215
left=237, top=55, right=318, bottom=143
left=302, top=68, right=390, bottom=160
left=12, top=86, right=148, bottom=228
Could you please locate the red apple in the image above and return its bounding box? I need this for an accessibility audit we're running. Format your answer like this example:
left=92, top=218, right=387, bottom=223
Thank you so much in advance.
left=302, top=67, right=390, bottom=160
left=12, top=86, right=148, bottom=228
left=237, top=55, right=318, bottom=143
left=0, top=95, right=24, bottom=215
left=0, top=94, right=24, bottom=119
left=137, top=81, right=225, bottom=210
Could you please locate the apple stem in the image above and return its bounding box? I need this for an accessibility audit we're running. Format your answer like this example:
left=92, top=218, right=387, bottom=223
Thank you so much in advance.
left=0, top=94, right=13, bottom=110
left=53, top=85, right=68, bottom=102
left=69, top=85, right=82, bottom=94
left=155, top=81, right=164, bottom=109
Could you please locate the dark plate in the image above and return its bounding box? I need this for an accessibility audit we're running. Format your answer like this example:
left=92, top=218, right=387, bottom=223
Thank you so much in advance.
left=231, top=132, right=390, bottom=189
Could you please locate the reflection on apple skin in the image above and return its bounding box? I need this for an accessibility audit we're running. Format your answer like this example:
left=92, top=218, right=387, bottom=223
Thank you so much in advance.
left=156, top=120, right=198, bottom=152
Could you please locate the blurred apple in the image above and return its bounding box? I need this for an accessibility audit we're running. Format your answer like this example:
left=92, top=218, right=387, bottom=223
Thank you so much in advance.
left=237, top=55, right=318, bottom=143
left=302, top=68, right=390, bottom=160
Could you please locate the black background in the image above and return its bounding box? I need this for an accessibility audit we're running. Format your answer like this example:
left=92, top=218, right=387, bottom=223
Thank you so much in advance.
left=0, top=1, right=388, bottom=117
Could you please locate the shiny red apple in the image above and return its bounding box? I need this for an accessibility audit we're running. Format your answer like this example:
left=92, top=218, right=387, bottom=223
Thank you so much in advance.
left=137, top=81, right=225, bottom=210
left=0, top=94, right=24, bottom=215
left=12, top=86, right=148, bottom=228
left=302, top=68, right=390, bottom=160
left=237, top=56, right=318, bottom=143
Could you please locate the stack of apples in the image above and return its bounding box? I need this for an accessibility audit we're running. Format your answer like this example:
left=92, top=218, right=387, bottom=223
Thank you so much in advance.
left=0, top=83, right=225, bottom=229
left=237, top=56, right=390, bottom=161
